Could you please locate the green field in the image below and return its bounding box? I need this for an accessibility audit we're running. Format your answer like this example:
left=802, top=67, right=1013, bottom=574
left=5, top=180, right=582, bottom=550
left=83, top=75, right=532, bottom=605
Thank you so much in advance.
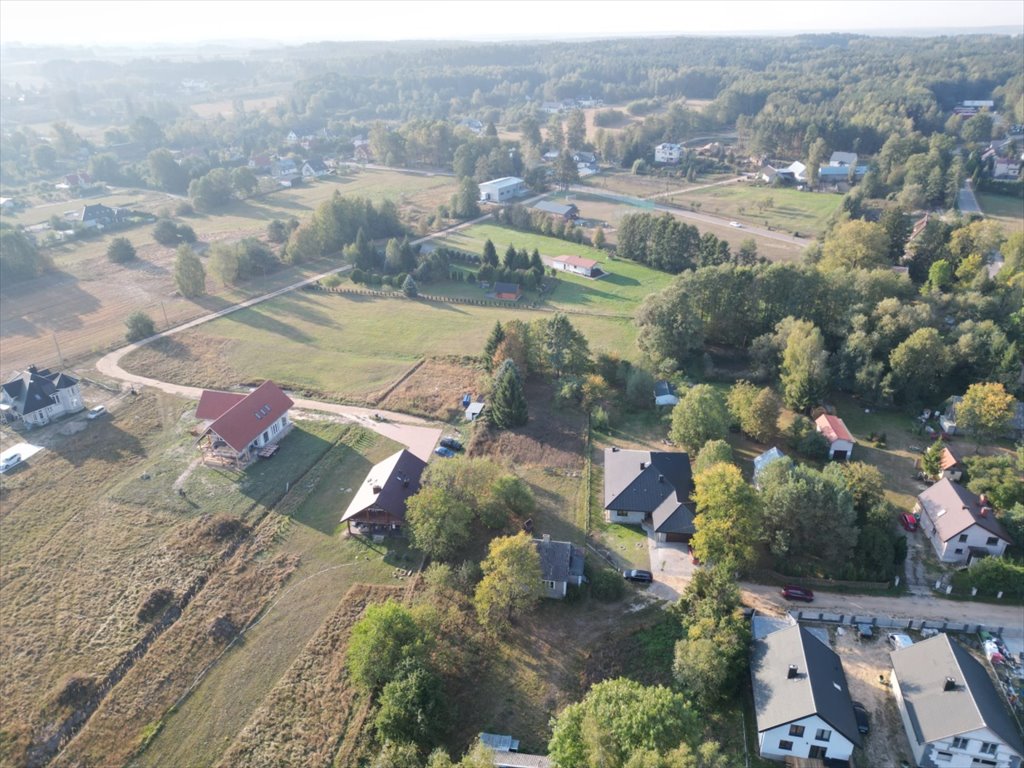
left=672, top=183, right=843, bottom=237
left=121, top=290, right=639, bottom=401
left=976, top=191, right=1024, bottom=233
left=430, top=223, right=673, bottom=314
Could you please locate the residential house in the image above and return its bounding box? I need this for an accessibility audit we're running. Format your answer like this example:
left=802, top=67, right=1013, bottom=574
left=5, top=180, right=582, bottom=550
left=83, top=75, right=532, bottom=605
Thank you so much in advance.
left=285, top=130, right=300, bottom=146
left=654, top=143, right=683, bottom=164
left=814, top=414, right=855, bottom=460
left=572, top=150, right=597, bottom=167
left=551, top=255, right=601, bottom=278
left=62, top=172, right=93, bottom=188
left=533, top=535, right=585, bottom=598
left=542, top=150, right=560, bottom=162
left=492, top=282, right=522, bottom=301
left=890, top=633, right=1024, bottom=768
left=248, top=153, right=273, bottom=173
left=466, top=401, right=485, bottom=422
left=751, top=624, right=861, bottom=763
left=752, top=447, right=787, bottom=488
left=993, top=159, right=1021, bottom=179
left=479, top=177, right=527, bottom=203
left=603, top=447, right=695, bottom=543
left=195, top=381, right=294, bottom=468
left=531, top=200, right=579, bottom=220
left=941, top=396, right=1024, bottom=440
left=938, top=444, right=967, bottom=483
left=761, top=161, right=807, bottom=184
left=828, top=151, right=858, bottom=167
left=653, top=381, right=678, bottom=407
left=277, top=174, right=302, bottom=188
left=80, top=203, right=117, bottom=229
left=914, top=478, right=1013, bottom=565
left=479, top=734, right=552, bottom=768
left=340, top=449, right=426, bottom=534
left=457, top=118, right=484, bottom=134
left=301, top=158, right=329, bottom=178
left=271, top=158, right=298, bottom=178
left=1, top=365, right=84, bottom=427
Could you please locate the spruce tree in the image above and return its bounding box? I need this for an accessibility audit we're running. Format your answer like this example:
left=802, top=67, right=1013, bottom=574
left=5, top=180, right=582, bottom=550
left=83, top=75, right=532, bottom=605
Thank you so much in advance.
left=483, top=239, right=499, bottom=267
left=503, top=243, right=518, bottom=269
left=482, top=321, right=505, bottom=371
left=488, top=360, right=528, bottom=429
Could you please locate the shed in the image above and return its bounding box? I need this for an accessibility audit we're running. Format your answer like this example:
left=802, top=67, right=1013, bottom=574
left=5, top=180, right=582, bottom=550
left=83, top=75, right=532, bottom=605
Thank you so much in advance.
left=653, top=381, right=678, bottom=406
left=493, top=282, right=522, bottom=301
left=814, top=414, right=854, bottom=460
left=466, top=402, right=485, bottom=421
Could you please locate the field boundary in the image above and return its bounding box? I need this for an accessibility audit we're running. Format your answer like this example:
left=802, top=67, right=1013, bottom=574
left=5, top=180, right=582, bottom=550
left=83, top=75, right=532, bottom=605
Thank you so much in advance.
left=370, top=358, right=426, bottom=406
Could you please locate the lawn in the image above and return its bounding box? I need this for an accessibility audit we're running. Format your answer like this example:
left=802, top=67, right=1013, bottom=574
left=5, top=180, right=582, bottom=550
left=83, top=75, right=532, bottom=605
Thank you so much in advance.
left=120, top=291, right=640, bottom=402
left=976, top=191, right=1024, bottom=234
left=674, top=183, right=844, bottom=238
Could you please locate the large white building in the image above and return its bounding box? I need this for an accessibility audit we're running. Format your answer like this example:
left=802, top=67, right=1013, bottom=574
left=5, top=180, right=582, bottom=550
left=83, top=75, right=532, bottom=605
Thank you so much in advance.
left=479, top=177, right=527, bottom=203
left=654, top=143, right=683, bottom=164
left=1, top=365, right=84, bottom=427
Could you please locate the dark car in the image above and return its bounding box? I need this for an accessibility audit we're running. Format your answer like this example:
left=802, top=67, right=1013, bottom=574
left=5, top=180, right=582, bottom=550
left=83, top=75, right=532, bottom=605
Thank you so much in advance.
left=852, top=701, right=870, bottom=735
left=439, top=437, right=463, bottom=451
left=434, top=446, right=455, bottom=458
left=781, top=585, right=814, bottom=602
left=623, top=569, right=654, bottom=583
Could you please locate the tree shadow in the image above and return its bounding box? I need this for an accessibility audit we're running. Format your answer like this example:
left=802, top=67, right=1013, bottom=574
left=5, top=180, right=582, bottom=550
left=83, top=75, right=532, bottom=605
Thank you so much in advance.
left=221, top=304, right=314, bottom=343
left=1, top=269, right=102, bottom=333
left=601, top=273, right=640, bottom=287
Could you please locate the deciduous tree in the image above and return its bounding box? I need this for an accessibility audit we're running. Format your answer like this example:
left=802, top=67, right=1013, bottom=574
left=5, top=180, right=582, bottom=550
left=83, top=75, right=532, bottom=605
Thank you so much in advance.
left=693, top=440, right=734, bottom=474
left=691, top=463, right=761, bottom=571
left=779, top=320, right=829, bottom=411
left=669, top=385, right=730, bottom=452
left=106, top=237, right=136, bottom=264
left=173, top=245, right=205, bottom=298
left=125, top=311, right=155, bottom=342
left=956, top=382, right=1015, bottom=447
left=474, top=533, right=543, bottom=632
left=406, top=486, right=474, bottom=560
left=346, top=600, right=428, bottom=692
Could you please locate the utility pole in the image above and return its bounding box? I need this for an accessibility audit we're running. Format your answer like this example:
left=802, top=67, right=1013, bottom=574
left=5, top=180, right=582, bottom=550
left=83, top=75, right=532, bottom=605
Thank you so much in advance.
left=160, top=301, right=170, bottom=329
left=52, top=332, right=64, bottom=369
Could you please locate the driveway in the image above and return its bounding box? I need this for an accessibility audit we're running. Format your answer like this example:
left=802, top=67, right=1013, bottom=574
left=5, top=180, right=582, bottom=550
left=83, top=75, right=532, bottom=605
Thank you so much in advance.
left=957, top=180, right=982, bottom=214
left=643, top=523, right=696, bottom=601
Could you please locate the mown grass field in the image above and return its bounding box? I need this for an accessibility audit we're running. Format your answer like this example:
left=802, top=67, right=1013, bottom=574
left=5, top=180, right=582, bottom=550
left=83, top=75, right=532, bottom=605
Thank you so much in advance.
left=976, top=191, right=1024, bottom=234
left=121, top=291, right=640, bottom=402
left=1, top=169, right=458, bottom=373
left=673, top=183, right=843, bottom=238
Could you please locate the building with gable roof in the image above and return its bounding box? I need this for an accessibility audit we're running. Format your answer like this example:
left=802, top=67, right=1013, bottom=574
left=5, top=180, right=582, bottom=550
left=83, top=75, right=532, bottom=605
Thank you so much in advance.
left=815, top=413, right=855, bottom=460
left=340, top=449, right=426, bottom=534
left=914, top=478, right=1013, bottom=564
left=532, top=534, right=585, bottom=599
left=753, top=447, right=787, bottom=488
left=551, top=254, right=600, bottom=278
left=890, top=633, right=1024, bottom=768
left=1, top=365, right=84, bottom=427
left=751, top=624, right=861, bottom=762
left=195, top=381, right=293, bottom=467
left=603, top=447, right=695, bottom=543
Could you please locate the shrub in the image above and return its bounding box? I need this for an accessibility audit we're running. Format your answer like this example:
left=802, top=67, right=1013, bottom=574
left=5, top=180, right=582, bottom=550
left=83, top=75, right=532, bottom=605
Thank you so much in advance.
left=137, top=588, right=174, bottom=622
left=107, top=237, right=136, bottom=263
left=175, top=201, right=194, bottom=216
left=590, top=568, right=626, bottom=601
left=591, top=405, right=610, bottom=432
left=125, top=311, right=156, bottom=342
left=321, top=274, right=342, bottom=288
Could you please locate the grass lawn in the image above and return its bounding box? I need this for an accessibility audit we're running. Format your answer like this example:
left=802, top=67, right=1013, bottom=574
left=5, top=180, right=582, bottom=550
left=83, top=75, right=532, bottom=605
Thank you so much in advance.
left=976, top=191, right=1024, bottom=234
left=675, top=183, right=843, bottom=238
left=121, top=291, right=640, bottom=401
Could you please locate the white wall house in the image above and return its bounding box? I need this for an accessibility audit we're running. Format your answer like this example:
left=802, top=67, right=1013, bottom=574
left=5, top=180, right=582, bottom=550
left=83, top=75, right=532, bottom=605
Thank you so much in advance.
left=534, top=535, right=585, bottom=599
left=654, top=143, right=682, bottom=164
left=752, top=625, right=861, bottom=763
left=551, top=255, right=599, bottom=277
left=1, top=366, right=84, bottom=427
left=891, top=634, right=1024, bottom=768
left=815, top=414, right=855, bottom=460
left=479, top=177, right=526, bottom=203
left=915, top=478, right=1013, bottom=564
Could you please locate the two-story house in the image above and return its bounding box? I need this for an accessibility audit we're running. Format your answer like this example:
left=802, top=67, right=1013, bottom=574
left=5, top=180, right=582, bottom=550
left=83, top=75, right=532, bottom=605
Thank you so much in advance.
left=1, top=365, right=84, bottom=427
left=891, top=633, right=1024, bottom=768
left=914, top=478, right=1013, bottom=564
left=603, top=448, right=695, bottom=543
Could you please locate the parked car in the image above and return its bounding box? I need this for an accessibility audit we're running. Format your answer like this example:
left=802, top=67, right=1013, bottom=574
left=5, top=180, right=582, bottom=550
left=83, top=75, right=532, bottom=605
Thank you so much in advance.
left=439, top=437, right=463, bottom=451
left=433, top=446, right=455, bottom=458
left=781, top=585, right=814, bottom=602
left=857, top=623, right=874, bottom=639
left=852, top=701, right=870, bottom=735
left=887, top=633, right=914, bottom=650
left=622, top=569, right=653, bottom=583
left=86, top=405, right=107, bottom=420
left=1, top=453, right=22, bottom=472
left=729, top=220, right=743, bottom=228
left=900, top=513, right=918, bottom=532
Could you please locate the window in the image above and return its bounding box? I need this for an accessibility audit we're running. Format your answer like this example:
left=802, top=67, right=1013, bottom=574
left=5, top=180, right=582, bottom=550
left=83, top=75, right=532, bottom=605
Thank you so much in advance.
left=543, top=580, right=556, bottom=590
left=789, top=725, right=805, bottom=737
left=952, top=737, right=969, bottom=749
left=809, top=746, right=827, bottom=759
left=778, top=740, right=793, bottom=751
left=955, top=548, right=964, bottom=554
left=615, top=510, right=629, bottom=517
left=815, top=728, right=832, bottom=742
left=936, top=753, right=952, bottom=763
left=980, top=743, right=998, bottom=756
left=958, top=534, right=969, bottom=542
left=986, top=537, right=998, bottom=546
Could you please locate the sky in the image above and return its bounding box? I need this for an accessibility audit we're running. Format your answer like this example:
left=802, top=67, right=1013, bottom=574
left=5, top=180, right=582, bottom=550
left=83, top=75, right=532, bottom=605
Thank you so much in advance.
left=1, top=0, right=1022, bottom=46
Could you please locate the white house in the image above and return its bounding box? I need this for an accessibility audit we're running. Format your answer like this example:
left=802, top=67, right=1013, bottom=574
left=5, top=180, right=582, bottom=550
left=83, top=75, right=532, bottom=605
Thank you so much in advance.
left=828, top=151, right=858, bottom=167
left=603, top=448, right=695, bottom=543
left=195, top=381, right=294, bottom=468
left=751, top=624, right=861, bottom=763
left=301, top=158, right=329, bottom=178
left=479, top=177, right=527, bottom=203
left=761, top=161, right=807, bottom=184
left=551, top=255, right=600, bottom=277
left=465, top=401, right=485, bottom=422
left=814, top=414, right=855, bottom=460
left=654, top=143, right=683, bottom=164
left=891, top=634, right=1024, bottom=768
left=533, top=535, right=585, bottom=599
left=1, top=365, right=84, bottom=427
left=914, top=478, right=1013, bottom=564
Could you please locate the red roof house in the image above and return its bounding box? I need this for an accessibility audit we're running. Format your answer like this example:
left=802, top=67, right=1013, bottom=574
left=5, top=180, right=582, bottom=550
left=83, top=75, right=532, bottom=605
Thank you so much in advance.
left=197, top=381, right=294, bottom=467
left=814, top=414, right=855, bottom=461
left=552, top=255, right=602, bottom=278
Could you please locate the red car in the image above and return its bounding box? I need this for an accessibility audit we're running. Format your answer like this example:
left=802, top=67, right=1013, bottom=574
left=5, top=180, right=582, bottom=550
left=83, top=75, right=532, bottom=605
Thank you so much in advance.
left=781, top=585, right=815, bottom=602
left=900, top=513, right=919, bottom=532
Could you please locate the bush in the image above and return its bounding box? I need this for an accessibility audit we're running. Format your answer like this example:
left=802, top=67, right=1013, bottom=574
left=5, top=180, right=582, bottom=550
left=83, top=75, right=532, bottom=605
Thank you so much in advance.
left=175, top=201, right=194, bottom=216
left=952, top=558, right=1024, bottom=597
left=590, top=568, right=626, bottom=601
left=153, top=218, right=180, bottom=246
left=591, top=405, right=610, bottom=432
left=321, top=274, right=342, bottom=288
left=137, top=588, right=174, bottom=622
left=107, top=237, right=136, bottom=263
left=125, top=311, right=156, bottom=342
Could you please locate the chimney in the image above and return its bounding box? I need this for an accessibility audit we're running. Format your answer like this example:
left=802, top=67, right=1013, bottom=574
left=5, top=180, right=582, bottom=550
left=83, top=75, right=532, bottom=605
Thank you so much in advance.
left=788, top=665, right=799, bottom=679
left=640, top=462, right=647, bottom=470
left=979, top=494, right=988, bottom=506
left=980, top=507, right=991, bottom=517
left=542, top=534, right=551, bottom=542
left=658, top=474, right=665, bottom=483
left=372, top=484, right=382, bottom=494
left=944, top=677, right=957, bottom=691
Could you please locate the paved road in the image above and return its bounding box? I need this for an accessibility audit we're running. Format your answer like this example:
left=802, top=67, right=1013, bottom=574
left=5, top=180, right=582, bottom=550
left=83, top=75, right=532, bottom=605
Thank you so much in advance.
left=957, top=180, right=983, bottom=214
left=568, top=184, right=807, bottom=247
left=643, top=175, right=746, bottom=201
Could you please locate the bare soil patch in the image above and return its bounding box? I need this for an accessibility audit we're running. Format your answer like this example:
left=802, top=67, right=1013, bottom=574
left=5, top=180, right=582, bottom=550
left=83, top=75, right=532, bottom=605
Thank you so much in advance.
left=832, top=627, right=916, bottom=768
left=377, top=357, right=484, bottom=420
left=469, top=380, right=587, bottom=471
left=216, top=583, right=404, bottom=768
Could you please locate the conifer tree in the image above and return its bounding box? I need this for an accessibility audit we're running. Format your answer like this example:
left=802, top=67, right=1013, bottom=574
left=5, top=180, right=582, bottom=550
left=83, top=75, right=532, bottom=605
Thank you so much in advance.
left=488, top=360, right=528, bottom=428
left=482, top=321, right=505, bottom=371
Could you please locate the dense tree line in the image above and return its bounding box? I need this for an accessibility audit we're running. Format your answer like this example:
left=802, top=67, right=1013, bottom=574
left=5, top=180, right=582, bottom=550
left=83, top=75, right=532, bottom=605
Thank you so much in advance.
left=283, top=192, right=403, bottom=264
left=616, top=213, right=760, bottom=273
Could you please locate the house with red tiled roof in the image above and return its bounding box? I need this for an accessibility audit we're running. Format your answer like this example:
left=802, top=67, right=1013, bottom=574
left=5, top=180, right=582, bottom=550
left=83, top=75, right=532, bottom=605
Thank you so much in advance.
left=551, top=254, right=602, bottom=278
left=814, top=414, right=855, bottom=461
left=195, top=381, right=293, bottom=468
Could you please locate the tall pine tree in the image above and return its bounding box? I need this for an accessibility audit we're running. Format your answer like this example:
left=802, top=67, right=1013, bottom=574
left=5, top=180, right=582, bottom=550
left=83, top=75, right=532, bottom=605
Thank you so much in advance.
left=488, top=360, right=528, bottom=429
left=482, top=321, right=505, bottom=371
left=483, top=239, right=499, bottom=267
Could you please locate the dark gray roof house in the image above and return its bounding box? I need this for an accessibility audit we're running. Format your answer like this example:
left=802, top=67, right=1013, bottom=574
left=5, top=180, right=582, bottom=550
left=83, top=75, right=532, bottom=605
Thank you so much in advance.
left=751, top=624, right=861, bottom=761
left=81, top=203, right=116, bottom=226
left=603, top=448, right=694, bottom=542
left=1, top=365, right=83, bottom=425
left=890, top=633, right=1024, bottom=768
left=531, top=200, right=579, bottom=219
left=533, top=535, right=585, bottom=599
left=340, top=449, right=426, bottom=531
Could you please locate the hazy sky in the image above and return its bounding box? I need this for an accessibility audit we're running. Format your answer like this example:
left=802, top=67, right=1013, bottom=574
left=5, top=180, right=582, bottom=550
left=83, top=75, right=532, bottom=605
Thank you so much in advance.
left=2, top=0, right=1022, bottom=46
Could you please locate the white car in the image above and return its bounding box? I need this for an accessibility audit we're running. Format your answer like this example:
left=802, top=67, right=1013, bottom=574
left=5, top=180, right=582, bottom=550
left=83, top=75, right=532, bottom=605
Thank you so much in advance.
left=1, top=453, right=21, bottom=472
left=86, top=405, right=107, bottom=420
left=729, top=221, right=743, bottom=228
